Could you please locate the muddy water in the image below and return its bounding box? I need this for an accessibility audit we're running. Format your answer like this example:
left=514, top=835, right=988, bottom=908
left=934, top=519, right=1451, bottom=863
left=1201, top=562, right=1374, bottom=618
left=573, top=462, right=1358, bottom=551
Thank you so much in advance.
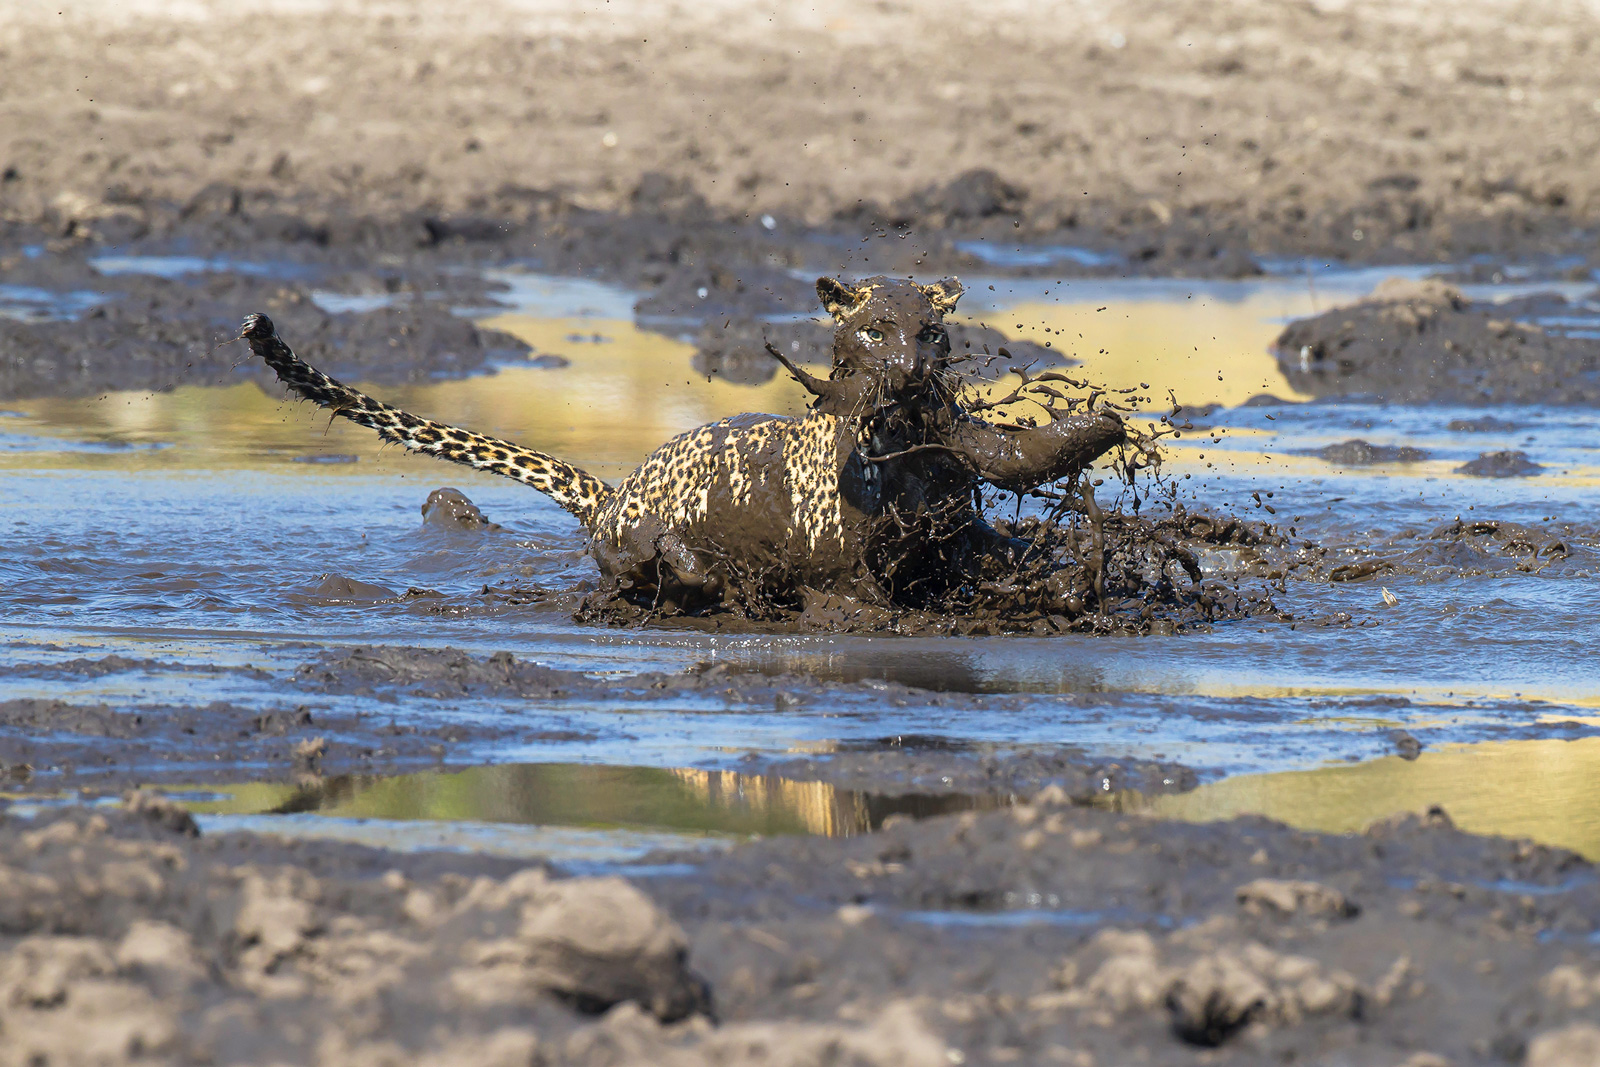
left=3, top=260, right=1599, bottom=861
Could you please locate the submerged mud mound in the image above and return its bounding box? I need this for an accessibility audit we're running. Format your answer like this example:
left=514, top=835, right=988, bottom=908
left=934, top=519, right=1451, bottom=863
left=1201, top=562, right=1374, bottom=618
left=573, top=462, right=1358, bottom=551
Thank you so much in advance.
left=1274, top=277, right=1600, bottom=404
left=1294, top=516, right=1592, bottom=589
left=1457, top=450, right=1545, bottom=478
left=1301, top=439, right=1429, bottom=466
left=0, top=691, right=527, bottom=791
left=758, top=741, right=1198, bottom=803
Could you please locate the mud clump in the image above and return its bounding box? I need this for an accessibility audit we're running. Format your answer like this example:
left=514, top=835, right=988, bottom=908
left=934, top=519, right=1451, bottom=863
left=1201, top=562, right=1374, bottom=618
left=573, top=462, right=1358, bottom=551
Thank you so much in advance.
left=689, top=319, right=823, bottom=386
left=1449, top=415, right=1520, bottom=433
left=421, top=486, right=501, bottom=529
left=894, top=168, right=1030, bottom=228
left=0, top=807, right=709, bottom=1065
left=1304, top=439, right=1428, bottom=465
left=1456, top=450, right=1544, bottom=477
left=1274, top=277, right=1600, bottom=405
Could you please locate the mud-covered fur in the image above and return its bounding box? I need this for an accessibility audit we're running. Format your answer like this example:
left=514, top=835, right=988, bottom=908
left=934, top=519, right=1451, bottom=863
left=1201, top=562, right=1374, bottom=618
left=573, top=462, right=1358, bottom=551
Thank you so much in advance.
left=242, top=276, right=1124, bottom=611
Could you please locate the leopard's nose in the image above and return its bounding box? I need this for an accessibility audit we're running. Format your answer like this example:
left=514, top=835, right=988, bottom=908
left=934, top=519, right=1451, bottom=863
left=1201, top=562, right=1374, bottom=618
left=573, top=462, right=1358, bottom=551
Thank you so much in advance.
left=884, top=351, right=922, bottom=389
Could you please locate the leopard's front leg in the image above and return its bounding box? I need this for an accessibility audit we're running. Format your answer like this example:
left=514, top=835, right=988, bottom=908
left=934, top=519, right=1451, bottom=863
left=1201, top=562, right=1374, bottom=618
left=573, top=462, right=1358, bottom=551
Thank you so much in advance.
left=946, top=411, right=1125, bottom=493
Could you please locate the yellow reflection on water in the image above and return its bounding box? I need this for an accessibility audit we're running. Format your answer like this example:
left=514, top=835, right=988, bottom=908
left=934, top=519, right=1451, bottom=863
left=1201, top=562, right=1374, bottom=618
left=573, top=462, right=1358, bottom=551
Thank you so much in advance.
left=13, top=300, right=1600, bottom=492
left=961, top=291, right=1316, bottom=409
left=1140, top=737, right=1600, bottom=859
left=473, top=314, right=815, bottom=477
left=4, top=317, right=817, bottom=479
left=178, top=762, right=995, bottom=839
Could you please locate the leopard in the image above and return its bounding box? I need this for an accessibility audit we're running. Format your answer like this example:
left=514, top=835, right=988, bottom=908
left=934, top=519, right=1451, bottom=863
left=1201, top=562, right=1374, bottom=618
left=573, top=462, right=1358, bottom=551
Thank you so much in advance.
left=240, top=274, right=1125, bottom=611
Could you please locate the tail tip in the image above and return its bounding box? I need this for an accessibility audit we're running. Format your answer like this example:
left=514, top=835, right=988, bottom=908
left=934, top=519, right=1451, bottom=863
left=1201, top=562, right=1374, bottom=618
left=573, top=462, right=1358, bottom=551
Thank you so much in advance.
left=241, top=313, right=275, bottom=340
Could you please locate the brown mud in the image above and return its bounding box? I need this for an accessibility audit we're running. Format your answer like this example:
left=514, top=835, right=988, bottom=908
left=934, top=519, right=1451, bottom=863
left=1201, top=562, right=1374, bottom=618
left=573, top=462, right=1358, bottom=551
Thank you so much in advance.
left=4, top=781, right=1600, bottom=1065
left=1275, top=279, right=1600, bottom=405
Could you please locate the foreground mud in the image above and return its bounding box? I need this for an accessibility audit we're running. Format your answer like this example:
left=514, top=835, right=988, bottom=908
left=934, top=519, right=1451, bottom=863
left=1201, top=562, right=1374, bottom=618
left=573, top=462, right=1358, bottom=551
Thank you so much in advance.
left=3, top=786, right=1599, bottom=1065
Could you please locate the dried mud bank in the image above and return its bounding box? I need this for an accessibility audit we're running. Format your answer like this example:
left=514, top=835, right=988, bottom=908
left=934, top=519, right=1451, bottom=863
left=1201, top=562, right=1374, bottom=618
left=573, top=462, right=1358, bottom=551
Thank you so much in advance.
left=3, top=785, right=1600, bottom=1065
left=7, top=0, right=1600, bottom=404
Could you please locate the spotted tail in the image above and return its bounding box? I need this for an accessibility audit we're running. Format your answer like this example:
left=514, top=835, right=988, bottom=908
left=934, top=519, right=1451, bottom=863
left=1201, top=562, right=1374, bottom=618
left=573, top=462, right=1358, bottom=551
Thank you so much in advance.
left=240, top=314, right=613, bottom=528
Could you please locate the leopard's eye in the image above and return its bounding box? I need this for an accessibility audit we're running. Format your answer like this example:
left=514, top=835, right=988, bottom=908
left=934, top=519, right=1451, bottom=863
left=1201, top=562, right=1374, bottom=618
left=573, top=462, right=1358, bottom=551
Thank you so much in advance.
left=859, top=327, right=885, bottom=343
left=917, top=326, right=945, bottom=344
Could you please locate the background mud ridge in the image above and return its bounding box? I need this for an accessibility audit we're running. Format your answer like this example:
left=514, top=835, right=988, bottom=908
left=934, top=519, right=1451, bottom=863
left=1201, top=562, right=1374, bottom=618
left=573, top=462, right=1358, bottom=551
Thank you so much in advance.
left=3, top=786, right=1600, bottom=1064
left=8, top=0, right=1600, bottom=272
left=0, top=237, right=1069, bottom=403
left=1275, top=278, right=1600, bottom=405
left=0, top=263, right=533, bottom=401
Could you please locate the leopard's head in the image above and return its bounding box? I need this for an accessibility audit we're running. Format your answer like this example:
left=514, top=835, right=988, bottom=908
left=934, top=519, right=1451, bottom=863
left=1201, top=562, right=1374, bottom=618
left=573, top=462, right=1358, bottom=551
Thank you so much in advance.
left=815, top=275, right=963, bottom=397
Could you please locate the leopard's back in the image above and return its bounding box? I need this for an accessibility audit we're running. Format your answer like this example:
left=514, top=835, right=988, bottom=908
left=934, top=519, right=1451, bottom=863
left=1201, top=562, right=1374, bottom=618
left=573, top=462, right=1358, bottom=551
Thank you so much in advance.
left=593, top=410, right=863, bottom=573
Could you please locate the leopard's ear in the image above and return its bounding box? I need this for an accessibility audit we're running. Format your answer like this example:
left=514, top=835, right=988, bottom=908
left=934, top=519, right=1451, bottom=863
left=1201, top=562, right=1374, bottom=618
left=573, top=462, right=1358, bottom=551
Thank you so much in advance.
left=816, top=276, right=869, bottom=321
left=920, top=277, right=964, bottom=314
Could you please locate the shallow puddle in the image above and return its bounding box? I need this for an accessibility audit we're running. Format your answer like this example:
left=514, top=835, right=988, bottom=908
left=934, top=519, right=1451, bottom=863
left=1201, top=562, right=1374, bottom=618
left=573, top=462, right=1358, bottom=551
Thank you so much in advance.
left=167, top=763, right=997, bottom=864
left=160, top=735, right=1600, bottom=865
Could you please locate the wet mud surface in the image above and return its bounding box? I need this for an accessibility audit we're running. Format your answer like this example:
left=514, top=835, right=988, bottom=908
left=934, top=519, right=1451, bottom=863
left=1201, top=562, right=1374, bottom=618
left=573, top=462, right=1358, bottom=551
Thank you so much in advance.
left=0, top=648, right=1206, bottom=802
left=8, top=251, right=1600, bottom=1059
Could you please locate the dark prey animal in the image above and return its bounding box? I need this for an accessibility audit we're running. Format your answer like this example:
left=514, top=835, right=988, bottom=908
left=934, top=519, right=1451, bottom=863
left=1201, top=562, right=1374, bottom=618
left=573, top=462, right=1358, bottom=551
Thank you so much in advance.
left=241, top=276, right=1124, bottom=610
